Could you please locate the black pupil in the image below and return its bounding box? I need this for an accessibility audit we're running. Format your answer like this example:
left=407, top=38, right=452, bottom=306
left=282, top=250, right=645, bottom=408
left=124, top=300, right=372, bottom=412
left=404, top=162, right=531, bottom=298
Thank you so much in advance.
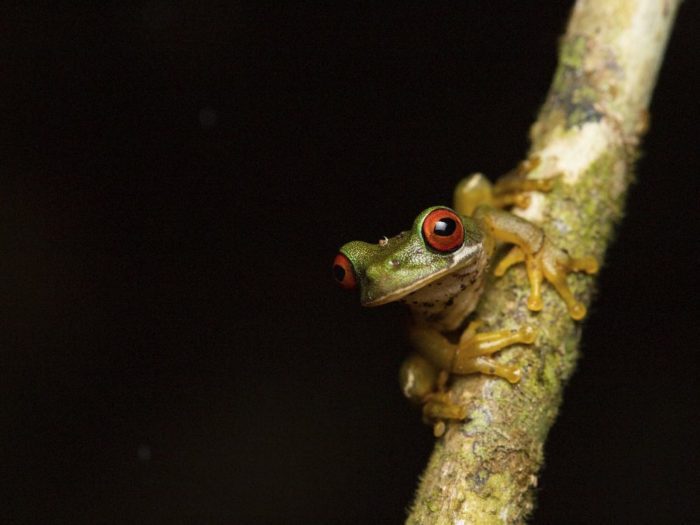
left=434, top=218, right=456, bottom=236
left=333, top=264, right=346, bottom=282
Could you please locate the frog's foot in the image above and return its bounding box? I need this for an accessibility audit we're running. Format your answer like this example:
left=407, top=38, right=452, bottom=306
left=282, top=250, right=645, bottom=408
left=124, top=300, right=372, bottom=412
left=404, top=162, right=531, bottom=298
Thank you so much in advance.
left=492, top=176, right=558, bottom=210
left=494, top=173, right=557, bottom=196
left=492, top=159, right=559, bottom=209
left=421, top=391, right=468, bottom=437
left=452, top=321, right=536, bottom=383
left=543, top=247, right=598, bottom=320
left=497, top=242, right=599, bottom=320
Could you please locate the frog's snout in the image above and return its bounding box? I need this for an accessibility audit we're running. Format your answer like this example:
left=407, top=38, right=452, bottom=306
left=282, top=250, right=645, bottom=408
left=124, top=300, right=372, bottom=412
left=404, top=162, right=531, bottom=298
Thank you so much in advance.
left=360, top=264, right=395, bottom=306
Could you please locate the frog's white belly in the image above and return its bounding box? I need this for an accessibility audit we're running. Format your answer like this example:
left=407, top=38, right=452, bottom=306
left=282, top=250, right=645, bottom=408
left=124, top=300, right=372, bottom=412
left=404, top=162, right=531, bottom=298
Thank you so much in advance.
left=401, top=248, right=488, bottom=332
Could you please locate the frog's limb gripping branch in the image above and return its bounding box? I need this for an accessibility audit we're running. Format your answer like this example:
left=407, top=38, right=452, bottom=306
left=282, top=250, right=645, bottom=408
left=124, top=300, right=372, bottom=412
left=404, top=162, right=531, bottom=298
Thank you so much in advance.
left=406, top=1, right=681, bottom=523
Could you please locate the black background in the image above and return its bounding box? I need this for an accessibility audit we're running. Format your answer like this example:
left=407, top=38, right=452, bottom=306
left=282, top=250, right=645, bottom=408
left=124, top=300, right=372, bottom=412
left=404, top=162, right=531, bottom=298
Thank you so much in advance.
left=2, top=3, right=699, bottom=524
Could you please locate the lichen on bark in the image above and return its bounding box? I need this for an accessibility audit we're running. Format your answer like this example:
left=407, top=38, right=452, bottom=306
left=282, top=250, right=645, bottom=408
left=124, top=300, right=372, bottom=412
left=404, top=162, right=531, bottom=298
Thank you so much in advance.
left=406, top=1, right=681, bottom=523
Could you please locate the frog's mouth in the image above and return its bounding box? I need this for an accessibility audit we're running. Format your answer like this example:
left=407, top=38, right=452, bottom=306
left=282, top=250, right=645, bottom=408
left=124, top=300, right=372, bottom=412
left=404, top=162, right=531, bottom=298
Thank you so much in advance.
left=361, top=245, right=483, bottom=307
left=361, top=271, right=450, bottom=307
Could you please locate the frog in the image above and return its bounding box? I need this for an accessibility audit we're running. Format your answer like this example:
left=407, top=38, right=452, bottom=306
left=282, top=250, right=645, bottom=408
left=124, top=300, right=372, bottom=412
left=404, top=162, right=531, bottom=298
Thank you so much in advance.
left=333, top=166, right=598, bottom=436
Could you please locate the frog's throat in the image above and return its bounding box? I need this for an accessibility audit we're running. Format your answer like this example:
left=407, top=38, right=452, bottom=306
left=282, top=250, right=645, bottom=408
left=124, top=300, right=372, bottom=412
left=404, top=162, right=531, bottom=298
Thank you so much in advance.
left=362, top=244, right=482, bottom=307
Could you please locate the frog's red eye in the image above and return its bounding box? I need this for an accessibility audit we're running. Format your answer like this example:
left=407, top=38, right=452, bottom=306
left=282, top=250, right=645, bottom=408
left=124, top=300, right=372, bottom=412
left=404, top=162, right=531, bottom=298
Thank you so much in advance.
left=422, top=208, right=464, bottom=252
left=333, top=253, right=357, bottom=290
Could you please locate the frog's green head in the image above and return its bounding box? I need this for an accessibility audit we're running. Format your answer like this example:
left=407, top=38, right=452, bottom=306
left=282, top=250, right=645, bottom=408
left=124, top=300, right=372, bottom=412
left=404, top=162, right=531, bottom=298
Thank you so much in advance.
left=333, top=206, right=483, bottom=306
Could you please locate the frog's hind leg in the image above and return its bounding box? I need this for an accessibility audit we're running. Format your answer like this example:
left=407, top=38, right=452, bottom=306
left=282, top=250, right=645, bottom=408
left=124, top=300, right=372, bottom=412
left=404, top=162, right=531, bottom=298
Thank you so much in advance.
left=453, top=173, right=496, bottom=217
left=453, top=159, right=557, bottom=216
left=399, top=352, right=467, bottom=437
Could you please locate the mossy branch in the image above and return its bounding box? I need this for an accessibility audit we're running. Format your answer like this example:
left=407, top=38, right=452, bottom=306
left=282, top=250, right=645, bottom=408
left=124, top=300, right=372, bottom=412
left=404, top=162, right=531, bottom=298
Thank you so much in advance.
left=406, top=1, right=681, bottom=523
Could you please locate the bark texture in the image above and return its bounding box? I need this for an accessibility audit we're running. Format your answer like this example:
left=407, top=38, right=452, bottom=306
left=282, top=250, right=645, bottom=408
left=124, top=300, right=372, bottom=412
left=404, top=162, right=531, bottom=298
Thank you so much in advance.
left=406, top=1, right=681, bottom=523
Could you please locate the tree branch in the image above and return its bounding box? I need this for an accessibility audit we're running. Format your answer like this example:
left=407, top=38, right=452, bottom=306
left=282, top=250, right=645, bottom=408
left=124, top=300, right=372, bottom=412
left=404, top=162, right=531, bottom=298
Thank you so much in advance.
left=406, top=1, right=681, bottom=523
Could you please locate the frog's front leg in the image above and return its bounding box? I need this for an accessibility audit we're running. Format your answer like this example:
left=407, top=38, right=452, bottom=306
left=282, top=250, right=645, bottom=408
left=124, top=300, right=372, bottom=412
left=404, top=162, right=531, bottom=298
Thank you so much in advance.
left=403, top=321, right=536, bottom=436
left=475, top=206, right=599, bottom=319
left=410, top=321, right=533, bottom=379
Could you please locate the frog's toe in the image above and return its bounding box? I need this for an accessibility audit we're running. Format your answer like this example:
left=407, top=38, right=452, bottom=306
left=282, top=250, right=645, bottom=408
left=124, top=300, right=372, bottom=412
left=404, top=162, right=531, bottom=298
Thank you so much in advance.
left=527, top=295, right=544, bottom=312
left=505, top=366, right=522, bottom=384
left=433, top=421, right=446, bottom=437
left=568, top=302, right=587, bottom=321
left=494, top=246, right=525, bottom=277
left=512, top=193, right=531, bottom=209
left=519, top=325, right=537, bottom=344
left=576, top=256, right=599, bottom=275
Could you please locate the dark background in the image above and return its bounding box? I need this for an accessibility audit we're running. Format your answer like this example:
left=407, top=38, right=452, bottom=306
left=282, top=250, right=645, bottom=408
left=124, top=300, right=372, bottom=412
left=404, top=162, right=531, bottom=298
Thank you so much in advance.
left=2, top=3, right=698, bottom=524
